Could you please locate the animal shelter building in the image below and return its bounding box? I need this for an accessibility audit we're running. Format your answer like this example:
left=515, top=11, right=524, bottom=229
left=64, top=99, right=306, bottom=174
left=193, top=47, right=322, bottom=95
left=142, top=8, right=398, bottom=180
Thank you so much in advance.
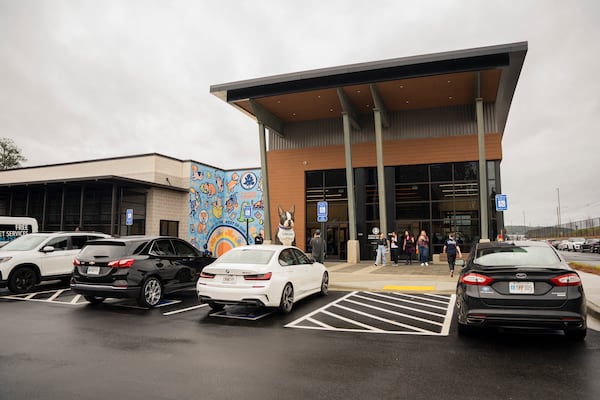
left=0, top=42, right=527, bottom=262
left=210, top=42, right=527, bottom=262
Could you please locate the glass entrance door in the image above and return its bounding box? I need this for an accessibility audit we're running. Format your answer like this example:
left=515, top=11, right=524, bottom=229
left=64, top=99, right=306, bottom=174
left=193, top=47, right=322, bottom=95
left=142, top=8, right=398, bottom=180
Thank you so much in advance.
left=324, top=223, right=348, bottom=261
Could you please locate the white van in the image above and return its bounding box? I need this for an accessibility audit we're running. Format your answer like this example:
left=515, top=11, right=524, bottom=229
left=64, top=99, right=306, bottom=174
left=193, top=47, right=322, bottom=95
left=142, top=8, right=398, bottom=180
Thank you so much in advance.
left=0, top=217, right=39, bottom=245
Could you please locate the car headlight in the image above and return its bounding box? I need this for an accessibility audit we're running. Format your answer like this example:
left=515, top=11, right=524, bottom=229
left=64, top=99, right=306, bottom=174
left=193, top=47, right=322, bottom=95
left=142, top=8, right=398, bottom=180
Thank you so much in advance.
left=0, top=257, right=13, bottom=263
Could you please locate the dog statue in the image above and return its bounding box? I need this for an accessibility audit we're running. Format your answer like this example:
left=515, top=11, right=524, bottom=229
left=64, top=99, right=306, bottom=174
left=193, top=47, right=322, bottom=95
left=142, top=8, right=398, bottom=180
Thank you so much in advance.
left=275, top=205, right=295, bottom=246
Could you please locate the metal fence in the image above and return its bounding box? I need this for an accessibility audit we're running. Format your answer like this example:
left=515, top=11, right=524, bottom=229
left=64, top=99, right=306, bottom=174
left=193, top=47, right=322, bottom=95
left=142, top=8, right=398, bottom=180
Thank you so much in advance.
left=525, top=217, right=600, bottom=239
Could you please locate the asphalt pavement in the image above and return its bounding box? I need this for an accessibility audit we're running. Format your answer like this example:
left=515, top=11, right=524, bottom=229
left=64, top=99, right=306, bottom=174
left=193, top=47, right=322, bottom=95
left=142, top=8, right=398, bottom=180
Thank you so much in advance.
left=326, top=259, right=600, bottom=321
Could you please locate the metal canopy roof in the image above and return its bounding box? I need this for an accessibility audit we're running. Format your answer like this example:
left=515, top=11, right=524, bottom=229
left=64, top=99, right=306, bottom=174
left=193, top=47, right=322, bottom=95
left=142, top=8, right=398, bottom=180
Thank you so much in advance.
left=210, top=42, right=527, bottom=135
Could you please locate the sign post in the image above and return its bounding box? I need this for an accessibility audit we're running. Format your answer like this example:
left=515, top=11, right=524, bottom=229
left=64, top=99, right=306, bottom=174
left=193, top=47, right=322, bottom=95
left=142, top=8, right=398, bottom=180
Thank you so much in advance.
left=317, top=201, right=328, bottom=262
left=244, top=205, right=252, bottom=244
left=126, top=209, right=133, bottom=235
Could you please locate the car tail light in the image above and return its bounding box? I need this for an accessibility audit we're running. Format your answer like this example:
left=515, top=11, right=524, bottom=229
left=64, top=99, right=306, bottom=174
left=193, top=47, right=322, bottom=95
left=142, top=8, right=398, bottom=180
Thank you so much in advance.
left=461, top=272, right=493, bottom=285
left=108, top=258, right=135, bottom=268
left=200, top=271, right=215, bottom=279
left=550, top=273, right=582, bottom=287
left=243, top=272, right=272, bottom=281
left=73, top=259, right=81, bottom=266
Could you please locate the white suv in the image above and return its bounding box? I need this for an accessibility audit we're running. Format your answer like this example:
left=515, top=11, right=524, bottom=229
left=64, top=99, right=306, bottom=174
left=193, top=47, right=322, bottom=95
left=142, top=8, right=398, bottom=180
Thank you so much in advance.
left=0, top=232, right=111, bottom=294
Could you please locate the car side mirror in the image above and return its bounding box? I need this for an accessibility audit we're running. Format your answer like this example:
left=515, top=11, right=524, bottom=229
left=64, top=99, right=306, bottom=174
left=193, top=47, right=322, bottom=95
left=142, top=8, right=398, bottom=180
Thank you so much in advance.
left=41, top=246, right=55, bottom=253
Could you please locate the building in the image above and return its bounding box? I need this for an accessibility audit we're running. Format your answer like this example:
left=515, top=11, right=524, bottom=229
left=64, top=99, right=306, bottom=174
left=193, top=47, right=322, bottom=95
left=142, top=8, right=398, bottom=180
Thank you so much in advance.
left=0, top=153, right=263, bottom=257
left=210, top=42, right=527, bottom=262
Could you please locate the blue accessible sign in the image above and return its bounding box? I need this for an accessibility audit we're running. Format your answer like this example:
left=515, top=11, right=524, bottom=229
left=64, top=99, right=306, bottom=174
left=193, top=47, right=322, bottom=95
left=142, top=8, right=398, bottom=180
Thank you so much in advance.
left=495, top=194, right=508, bottom=211
left=126, top=209, right=134, bottom=226
left=317, top=201, right=328, bottom=222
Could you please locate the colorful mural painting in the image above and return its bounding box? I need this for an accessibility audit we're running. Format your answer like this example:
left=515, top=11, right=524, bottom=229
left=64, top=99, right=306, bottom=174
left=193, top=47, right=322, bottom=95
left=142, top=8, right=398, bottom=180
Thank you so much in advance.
left=188, top=163, right=264, bottom=257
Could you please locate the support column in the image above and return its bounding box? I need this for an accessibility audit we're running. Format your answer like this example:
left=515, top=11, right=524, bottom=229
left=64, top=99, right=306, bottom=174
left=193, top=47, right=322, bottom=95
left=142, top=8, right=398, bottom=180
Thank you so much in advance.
left=374, top=108, right=387, bottom=237
left=342, top=112, right=359, bottom=263
left=258, top=122, right=272, bottom=242
left=476, top=97, right=489, bottom=241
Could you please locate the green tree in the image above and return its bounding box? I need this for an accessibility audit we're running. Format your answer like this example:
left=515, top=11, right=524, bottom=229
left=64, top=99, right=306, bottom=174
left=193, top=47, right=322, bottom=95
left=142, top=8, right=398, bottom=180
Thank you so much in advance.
left=0, top=138, right=27, bottom=169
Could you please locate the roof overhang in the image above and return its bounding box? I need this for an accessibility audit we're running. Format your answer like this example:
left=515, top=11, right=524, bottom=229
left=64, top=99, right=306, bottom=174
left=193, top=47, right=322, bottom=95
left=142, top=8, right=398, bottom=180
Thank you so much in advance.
left=210, top=42, right=527, bottom=135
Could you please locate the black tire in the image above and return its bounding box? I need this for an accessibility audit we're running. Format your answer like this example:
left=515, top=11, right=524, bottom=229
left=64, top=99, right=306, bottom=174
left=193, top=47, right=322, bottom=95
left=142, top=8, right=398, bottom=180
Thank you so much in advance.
left=278, top=283, right=294, bottom=314
left=8, top=266, right=37, bottom=294
left=137, top=276, right=162, bottom=307
left=208, top=302, right=224, bottom=311
left=84, top=296, right=105, bottom=304
left=564, top=328, right=586, bottom=342
left=319, top=272, right=329, bottom=296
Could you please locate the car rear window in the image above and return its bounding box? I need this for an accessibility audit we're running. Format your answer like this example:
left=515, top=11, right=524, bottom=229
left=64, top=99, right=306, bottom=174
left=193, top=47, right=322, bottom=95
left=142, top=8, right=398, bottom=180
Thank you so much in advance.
left=217, top=249, right=275, bottom=264
left=78, top=240, right=148, bottom=259
left=474, top=246, right=561, bottom=267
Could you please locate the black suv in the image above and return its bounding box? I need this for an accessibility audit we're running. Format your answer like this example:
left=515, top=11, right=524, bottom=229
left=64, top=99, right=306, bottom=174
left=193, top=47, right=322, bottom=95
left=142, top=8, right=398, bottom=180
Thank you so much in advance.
left=71, top=236, right=215, bottom=307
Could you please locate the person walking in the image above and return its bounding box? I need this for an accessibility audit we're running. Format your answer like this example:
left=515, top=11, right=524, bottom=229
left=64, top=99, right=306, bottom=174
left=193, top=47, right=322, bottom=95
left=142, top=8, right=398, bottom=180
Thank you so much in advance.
left=374, top=232, right=388, bottom=267
left=417, top=230, right=430, bottom=266
left=403, top=230, right=415, bottom=265
left=443, top=233, right=462, bottom=277
left=390, top=232, right=399, bottom=266
left=310, top=229, right=324, bottom=263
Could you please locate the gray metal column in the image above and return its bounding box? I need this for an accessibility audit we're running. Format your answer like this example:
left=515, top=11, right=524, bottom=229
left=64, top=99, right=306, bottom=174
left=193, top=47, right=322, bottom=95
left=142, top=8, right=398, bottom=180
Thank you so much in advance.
left=342, top=112, right=357, bottom=241
left=476, top=97, right=488, bottom=240
left=374, top=108, right=387, bottom=236
left=258, top=122, right=272, bottom=241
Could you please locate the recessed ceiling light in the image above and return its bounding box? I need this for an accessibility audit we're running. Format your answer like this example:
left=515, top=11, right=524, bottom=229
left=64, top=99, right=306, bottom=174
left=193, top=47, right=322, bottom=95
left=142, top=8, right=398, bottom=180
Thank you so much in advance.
left=405, top=100, right=409, bottom=104
left=329, top=108, right=334, bottom=112
left=317, top=95, right=321, bottom=99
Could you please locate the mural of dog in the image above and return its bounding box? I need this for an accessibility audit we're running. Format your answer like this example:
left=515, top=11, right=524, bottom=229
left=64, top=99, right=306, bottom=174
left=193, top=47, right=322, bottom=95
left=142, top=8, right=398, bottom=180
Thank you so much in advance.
left=275, top=205, right=295, bottom=245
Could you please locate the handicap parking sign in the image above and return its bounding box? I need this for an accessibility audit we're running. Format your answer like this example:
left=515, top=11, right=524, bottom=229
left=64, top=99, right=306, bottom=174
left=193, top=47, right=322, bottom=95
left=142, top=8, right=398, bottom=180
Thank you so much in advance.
left=495, top=194, right=508, bottom=211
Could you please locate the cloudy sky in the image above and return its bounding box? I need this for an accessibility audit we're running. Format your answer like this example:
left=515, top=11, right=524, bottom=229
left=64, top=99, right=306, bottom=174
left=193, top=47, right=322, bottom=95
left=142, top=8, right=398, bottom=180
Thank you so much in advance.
left=1, top=0, right=599, bottom=228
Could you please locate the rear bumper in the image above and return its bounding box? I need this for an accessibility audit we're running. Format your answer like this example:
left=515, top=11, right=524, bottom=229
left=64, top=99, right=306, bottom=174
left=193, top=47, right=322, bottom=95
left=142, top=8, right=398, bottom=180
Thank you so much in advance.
left=70, top=283, right=140, bottom=299
left=197, top=295, right=267, bottom=308
left=461, top=307, right=587, bottom=330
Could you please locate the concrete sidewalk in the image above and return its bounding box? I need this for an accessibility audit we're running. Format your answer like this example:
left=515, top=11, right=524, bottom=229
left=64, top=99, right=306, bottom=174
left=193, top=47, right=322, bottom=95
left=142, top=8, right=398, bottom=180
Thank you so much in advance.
left=325, top=260, right=600, bottom=320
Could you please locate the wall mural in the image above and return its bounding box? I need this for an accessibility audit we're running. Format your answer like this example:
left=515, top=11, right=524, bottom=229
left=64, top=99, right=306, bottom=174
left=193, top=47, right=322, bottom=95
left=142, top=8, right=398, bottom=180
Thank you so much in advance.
left=188, top=163, right=264, bottom=257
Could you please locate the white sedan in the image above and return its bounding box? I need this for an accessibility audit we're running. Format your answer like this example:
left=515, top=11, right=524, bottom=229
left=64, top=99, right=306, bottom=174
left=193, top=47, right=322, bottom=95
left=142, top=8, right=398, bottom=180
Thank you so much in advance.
left=196, top=244, right=328, bottom=313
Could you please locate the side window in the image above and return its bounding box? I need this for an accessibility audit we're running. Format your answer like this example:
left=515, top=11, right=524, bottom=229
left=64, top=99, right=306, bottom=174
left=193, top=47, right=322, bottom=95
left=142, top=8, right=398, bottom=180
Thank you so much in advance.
left=151, top=240, right=176, bottom=256
left=172, top=240, right=198, bottom=257
left=293, top=249, right=312, bottom=264
left=278, top=249, right=298, bottom=266
left=71, top=235, right=87, bottom=249
left=47, top=236, right=69, bottom=251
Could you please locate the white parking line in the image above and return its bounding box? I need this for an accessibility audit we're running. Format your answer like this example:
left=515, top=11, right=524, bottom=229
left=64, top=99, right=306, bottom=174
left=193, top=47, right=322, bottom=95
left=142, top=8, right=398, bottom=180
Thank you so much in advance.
left=163, top=304, right=207, bottom=316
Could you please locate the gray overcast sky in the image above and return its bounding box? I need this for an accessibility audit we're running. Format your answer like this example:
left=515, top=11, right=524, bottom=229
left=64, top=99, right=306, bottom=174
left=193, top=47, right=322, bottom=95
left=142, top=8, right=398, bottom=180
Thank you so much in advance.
left=1, top=0, right=599, bottom=228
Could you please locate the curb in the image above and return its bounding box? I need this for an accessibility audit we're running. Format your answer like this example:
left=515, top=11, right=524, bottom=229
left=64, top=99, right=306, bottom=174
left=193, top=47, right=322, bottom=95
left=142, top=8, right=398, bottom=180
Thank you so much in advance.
left=587, top=300, right=600, bottom=321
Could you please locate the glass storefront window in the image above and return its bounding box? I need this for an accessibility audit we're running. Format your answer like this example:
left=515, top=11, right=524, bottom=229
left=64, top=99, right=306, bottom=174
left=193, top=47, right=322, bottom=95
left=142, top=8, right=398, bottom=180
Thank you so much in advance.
left=396, top=165, right=428, bottom=183
left=325, top=169, right=346, bottom=187
left=430, top=163, right=452, bottom=182
left=396, top=202, right=430, bottom=219
left=306, top=171, right=323, bottom=189
left=396, top=184, right=429, bottom=202
left=454, top=162, right=478, bottom=181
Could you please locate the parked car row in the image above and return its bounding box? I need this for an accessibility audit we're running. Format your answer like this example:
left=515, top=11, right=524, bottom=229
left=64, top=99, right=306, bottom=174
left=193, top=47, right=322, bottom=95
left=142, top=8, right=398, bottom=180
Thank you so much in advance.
left=0, top=232, right=329, bottom=313
left=553, top=237, right=599, bottom=252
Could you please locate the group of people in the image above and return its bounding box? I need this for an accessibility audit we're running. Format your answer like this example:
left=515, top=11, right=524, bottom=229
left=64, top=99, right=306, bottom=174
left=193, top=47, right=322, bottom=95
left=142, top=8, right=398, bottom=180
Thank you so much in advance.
left=375, top=230, right=462, bottom=276
left=376, top=230, right=430, bottom=267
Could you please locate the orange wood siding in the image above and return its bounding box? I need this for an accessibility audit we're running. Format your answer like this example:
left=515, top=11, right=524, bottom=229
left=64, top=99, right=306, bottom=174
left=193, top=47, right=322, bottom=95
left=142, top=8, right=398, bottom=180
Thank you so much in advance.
left=267, top=133, right=502, bottom=250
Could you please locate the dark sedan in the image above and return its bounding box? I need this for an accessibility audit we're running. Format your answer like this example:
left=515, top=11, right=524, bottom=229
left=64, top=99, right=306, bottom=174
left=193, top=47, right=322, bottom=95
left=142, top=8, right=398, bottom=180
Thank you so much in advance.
left=455, top=240, right=587, bottom=340
left=581, top=238, right=599, bottom=253
left=71, top=236, right=215, bottom=307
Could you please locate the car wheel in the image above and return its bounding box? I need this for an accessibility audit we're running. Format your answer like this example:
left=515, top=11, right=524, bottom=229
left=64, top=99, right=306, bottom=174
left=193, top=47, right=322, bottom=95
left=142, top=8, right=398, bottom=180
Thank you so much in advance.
left=8, top=266, right=37, bottom=294
left=319, top=272, right=329, bottom=296
left=208, top=302, right=224, bottom=311
left=84, top=296, right=105, bottom=304
left=564, top=328, right=586, bottom=341
left=278, top=283, right=294, bottom=314
left=137, top=276, right=162, bottom=307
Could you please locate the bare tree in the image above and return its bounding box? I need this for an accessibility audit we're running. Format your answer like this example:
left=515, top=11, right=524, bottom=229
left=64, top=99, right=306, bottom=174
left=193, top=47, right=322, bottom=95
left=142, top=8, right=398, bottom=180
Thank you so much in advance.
left=0, top=138, right=27, bottom=169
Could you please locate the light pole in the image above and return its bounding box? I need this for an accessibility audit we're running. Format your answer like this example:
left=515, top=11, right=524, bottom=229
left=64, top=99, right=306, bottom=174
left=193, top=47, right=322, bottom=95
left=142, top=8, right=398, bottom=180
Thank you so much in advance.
left=556, top=187, right=562, bottom=237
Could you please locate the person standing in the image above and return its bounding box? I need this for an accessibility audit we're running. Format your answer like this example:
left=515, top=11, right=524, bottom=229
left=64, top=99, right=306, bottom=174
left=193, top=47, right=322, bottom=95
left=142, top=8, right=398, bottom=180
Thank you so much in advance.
left=254, top=233, right=263, bottom=244
left=417, top=230, right=430, bottom=266
left=403, top=230, right=415, bottom=265
left=390, top=232, right=399, bottom=266
left=310, top=229, right=324, bottom=263
left=374, top=232, right=388, bottom=267
left=443, top=233, right=462, bottom=277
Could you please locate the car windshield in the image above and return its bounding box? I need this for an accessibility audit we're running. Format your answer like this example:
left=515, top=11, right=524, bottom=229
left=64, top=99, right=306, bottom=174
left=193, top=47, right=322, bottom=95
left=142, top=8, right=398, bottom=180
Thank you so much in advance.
left=216, top=249, right=275, bottom=264
left=474, top=246, right=561, bottom=267
left=78, top=240, right=147, bottom=259
left=0, top=234, right=48, bottom=251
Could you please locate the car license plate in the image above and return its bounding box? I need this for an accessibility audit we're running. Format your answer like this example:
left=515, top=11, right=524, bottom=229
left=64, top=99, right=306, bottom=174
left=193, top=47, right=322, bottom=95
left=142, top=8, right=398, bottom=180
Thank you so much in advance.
left=222, top=275, right=236, bottom=284
left=87, top=266, right=100, bottom=275
left=509, top=281, right=534, bottom=294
